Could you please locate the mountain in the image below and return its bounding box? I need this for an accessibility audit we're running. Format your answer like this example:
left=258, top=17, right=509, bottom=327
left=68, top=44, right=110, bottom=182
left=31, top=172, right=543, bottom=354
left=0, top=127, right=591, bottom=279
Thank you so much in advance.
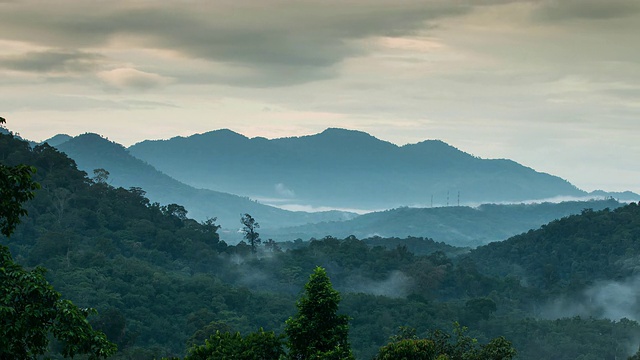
left=43, top=133, right=73, bottom=146
left=265, top=199, right=624, bottom=247
left=589, top=189, right=640, bottom=201
left=54, top=133, right=356, bottom=240
left=129, top=128, right=586, bottom=210
left=5, top=130, right=640, bottom=360
left=469, top=201, right=640, bottom=291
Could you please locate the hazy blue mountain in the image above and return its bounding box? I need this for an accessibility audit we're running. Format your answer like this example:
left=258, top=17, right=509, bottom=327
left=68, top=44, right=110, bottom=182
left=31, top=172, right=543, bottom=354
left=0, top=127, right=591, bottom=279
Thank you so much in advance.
left=42, top=133, right=73, bottom=146
left=589, top=189, right=640, bottom=201
left=129, top=128, right=586, bottom=210
left=54, top=133, right=356, bottom=240
left=264, top=199, right=624, bottom=247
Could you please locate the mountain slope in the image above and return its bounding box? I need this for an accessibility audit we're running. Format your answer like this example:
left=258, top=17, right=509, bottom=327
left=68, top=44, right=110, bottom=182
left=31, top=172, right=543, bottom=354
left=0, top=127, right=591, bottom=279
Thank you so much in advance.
left=4, top=131, right=640, bottom=360
left=55, top=133, right=356, bottom=239
left=469, top=202, right=640, bottom=289
left=43, top=134, right=73, bottom=146
left=129, top=128, right=585, bottom=209
left=266, top=199, right=624, bottom=246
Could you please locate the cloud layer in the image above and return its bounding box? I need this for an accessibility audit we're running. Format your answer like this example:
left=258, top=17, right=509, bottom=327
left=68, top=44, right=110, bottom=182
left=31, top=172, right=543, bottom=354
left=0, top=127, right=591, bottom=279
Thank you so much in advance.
left=2, top=0, right=640, bottom=193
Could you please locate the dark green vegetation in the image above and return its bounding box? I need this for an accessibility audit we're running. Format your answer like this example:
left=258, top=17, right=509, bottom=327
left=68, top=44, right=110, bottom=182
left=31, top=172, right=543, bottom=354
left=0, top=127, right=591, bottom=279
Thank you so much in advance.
left=3, top=129, right=640, bottom=359
left=181, top=269, right=515, bottom=360
left=128, top=128, right=589, bottom=209
left=471, top=204, right=640, bottom=291
left=0, top=123, right=116, bottom=359
left=375, top=325, right=515, bottom=360
left=285, top=267, right=354, bottom=360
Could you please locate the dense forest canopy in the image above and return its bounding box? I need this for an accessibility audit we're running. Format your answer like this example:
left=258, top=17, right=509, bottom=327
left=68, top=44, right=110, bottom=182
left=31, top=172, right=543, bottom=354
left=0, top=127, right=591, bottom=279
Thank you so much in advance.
left=2, top=129, right=640, bottom=359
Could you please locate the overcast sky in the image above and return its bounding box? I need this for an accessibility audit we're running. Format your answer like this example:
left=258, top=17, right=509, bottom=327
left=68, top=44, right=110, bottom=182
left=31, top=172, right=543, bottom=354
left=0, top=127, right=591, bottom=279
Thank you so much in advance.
left=2, top=0, right=639, bottom=193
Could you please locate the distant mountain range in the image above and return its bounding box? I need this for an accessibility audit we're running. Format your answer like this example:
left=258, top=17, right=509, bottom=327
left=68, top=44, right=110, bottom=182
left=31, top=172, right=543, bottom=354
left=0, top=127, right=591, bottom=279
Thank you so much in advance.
left=54, top=133, right=356, bottom=240
left=265, top=199, right=624, bottom=247
left=47, top=128, right=639, bottom=245
left=128, top=128, right=589, bottom=210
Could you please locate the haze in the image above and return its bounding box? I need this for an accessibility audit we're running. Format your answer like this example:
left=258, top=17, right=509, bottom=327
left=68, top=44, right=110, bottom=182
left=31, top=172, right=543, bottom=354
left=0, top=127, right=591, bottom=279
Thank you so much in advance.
left=2, top=0, right=639, bottom=193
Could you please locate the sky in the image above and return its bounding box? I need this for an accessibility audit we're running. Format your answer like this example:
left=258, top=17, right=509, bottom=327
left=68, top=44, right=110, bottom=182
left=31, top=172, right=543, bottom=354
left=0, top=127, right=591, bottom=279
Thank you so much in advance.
left=1, top=0, right=639, bottom=194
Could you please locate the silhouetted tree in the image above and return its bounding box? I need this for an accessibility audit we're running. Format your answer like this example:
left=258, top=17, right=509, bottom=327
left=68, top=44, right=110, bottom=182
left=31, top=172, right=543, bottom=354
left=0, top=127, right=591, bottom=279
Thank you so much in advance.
left=241, top=213, right=261, bottom=253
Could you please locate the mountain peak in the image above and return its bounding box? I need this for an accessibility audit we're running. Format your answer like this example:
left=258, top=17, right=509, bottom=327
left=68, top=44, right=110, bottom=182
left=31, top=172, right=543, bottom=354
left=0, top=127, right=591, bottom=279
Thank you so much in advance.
left=63, top=133, right=127, bottom=154
left=320, top=128, right=372, bottom=137
left=197, top=128, right=247, bottom=139
left=43, top=134, right=73, bottom=147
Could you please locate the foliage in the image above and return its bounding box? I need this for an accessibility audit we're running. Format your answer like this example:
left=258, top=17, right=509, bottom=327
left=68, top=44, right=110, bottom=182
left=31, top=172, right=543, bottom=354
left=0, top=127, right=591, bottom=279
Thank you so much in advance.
left=241, top=213, right=261, bottom=253
left=285, top=266, right=354, bottom=360
left=376, top=324, right=515, bottom=360
left=0, top=134, right=116, bottom=359
left=0, top=246, right=114, bottom=359
left=0, top=164, right=40, bottom=237
left=470, top=203, right=640, bottom=289
left=375, top=338, right=439, bottom=360
left=185, top=329, right=284, bottom=360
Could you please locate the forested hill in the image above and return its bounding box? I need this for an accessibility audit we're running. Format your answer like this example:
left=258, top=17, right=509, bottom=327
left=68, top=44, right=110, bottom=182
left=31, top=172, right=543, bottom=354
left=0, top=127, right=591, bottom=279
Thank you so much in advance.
left=267, top=199, right=624, bottom=247
left=128, top=128, right=585, bottom=209
left=470, top=202, right=640, bottom=290
left=3, top=130, right=640, bottom=359
left=54, top=133, right=356, bottom=235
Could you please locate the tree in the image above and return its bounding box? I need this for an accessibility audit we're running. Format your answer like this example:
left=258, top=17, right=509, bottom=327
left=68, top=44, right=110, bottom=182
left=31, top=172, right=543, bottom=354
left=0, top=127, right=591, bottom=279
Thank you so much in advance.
left=163, top=203, right=188, bottom=221
left=285, top=266, right=354, bottom=360
left=264, top=238, right=281, bottom=253
left=375, top=324, right=516, bottom=360
left=92, top=168, right=110, bottom=184
left=375, top=338, right=438, bottom=360
left=0, top=164, right=40, bottom=237
left=0, top=252, right=117, bottom=359
left=241, top=213, right=261, bottom=253
left=0, top=140, right=117, bottom=359
left=185, top=329, right=284, bottom=360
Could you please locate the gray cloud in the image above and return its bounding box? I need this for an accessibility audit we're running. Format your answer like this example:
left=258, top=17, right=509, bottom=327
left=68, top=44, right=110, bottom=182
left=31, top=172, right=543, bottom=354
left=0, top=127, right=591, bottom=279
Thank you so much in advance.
left=0, top=50, right=105, bottom=73
left=534, top=0, right=640, bottom=21
left=0, top=1, right=471, bottom=85
left=0, top=94, right=177, bottom=112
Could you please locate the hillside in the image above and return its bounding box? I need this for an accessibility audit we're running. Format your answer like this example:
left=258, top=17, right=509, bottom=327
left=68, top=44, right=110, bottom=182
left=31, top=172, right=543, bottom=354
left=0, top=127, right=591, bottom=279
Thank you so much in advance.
left=54, top=133, right=356, bottom=238
left=128, top=128, right=586, bottom=210
left=470, top=202, right=640, bottom=289
left=3, top=131, right=640, bottom=359
left=266, top=199, right=624, bottom=247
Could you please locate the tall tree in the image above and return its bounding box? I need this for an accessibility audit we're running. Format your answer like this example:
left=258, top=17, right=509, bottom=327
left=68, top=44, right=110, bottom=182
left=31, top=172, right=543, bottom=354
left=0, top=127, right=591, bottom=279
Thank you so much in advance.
left=285, top=267, right=354, bottom=360
left=241, top=213, right=261, bottom=253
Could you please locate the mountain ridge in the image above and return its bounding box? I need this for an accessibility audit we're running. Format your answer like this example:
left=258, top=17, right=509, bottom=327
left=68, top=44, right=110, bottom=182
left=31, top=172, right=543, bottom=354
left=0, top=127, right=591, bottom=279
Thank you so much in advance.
left=265, top=199, right=625, bottom=247
left=54, top=133, right=357, bottom=240
left=128, top=128, right=586, bottom=209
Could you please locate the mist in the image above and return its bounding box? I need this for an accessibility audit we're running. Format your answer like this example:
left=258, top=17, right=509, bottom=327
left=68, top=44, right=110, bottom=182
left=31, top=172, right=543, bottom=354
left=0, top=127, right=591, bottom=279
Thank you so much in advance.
left=540, top=274, right=640, bottom=322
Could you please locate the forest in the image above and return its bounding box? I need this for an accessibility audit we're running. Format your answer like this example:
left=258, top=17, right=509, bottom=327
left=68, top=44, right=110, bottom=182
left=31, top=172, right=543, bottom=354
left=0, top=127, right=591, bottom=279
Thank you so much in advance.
left=2, top=129, right=640, bottom=359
